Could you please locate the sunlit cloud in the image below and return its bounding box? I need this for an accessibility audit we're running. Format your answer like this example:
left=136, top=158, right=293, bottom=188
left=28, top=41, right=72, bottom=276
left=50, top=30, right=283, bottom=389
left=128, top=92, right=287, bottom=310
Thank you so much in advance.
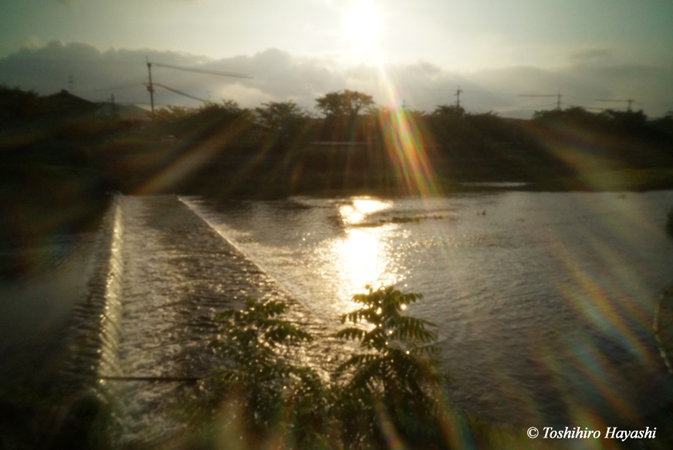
left=1, top=41, right=672, bottom=118
left=20, top=36, right=42, bottom=52
left=569, top=48, right=615, bottom=65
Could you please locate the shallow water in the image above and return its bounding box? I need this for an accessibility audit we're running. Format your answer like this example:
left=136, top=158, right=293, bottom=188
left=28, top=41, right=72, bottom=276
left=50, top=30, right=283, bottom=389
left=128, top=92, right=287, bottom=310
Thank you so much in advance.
left=187, top=190, right=673, bottom=426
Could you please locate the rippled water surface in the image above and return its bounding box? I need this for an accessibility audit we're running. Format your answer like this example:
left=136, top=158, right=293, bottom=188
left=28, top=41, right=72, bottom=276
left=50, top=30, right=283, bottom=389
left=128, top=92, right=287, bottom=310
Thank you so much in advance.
left=187, top=191, right=673, bottom=426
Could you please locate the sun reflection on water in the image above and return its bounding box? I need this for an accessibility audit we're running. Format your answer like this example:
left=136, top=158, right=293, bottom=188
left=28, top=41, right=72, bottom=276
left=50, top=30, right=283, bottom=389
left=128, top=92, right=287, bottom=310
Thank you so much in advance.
left=330, top=197, right=400, bottom=312
left=338, top=197, right=392, bottom=225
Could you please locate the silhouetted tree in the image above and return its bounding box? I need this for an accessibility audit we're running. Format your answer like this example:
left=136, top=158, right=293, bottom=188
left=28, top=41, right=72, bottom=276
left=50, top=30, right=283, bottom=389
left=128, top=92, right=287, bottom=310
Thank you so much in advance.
left=153, top=105, right=193, bottom=122
left=255, top=101, right=307, bottom=130
left=315, top=90, right=374, bottom=118
left=255, top=101, right=311, bottom=153
left=0, top=85, right=41, bottom=123
left=605, top=109, right=648, bottom=135
left=432, top=104, right=465, bottom=118
left=315, top=90, right=374, bottom=141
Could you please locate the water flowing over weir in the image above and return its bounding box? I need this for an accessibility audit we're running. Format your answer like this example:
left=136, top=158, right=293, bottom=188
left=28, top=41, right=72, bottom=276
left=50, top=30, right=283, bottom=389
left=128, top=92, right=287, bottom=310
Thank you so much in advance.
left=58, top=192, right=673, bottom=445
left=66, top=195, right=343, bottom=447
left=57, top=196, right=123, bottom=432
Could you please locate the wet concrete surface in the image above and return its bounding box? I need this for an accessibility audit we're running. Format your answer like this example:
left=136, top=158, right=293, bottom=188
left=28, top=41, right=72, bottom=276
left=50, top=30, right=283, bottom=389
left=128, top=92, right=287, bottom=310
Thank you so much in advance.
left=112, top=196, right=344, bottom=446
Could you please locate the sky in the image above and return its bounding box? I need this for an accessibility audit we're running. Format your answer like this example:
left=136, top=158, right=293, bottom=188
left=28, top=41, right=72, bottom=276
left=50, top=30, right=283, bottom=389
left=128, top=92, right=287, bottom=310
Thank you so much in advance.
left=1, top=0, right=672, bottom=118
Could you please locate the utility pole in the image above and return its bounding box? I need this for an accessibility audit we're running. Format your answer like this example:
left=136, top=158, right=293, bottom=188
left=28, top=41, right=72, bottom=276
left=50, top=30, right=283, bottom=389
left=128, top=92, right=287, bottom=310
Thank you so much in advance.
left=455, top=86, right=463, bottom=109
left=110, top=94, right=117, bottom=116
left=146, top=57, right=155, bottom=120
left=143, top=60, right=251, bottom=117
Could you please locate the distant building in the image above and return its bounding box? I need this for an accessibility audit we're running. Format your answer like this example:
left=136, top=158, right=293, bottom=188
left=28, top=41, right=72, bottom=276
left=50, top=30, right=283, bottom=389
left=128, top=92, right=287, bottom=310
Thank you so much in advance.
left=44, top=89, right=97, bottom=115
left=44, top=90, right=151, bottom=121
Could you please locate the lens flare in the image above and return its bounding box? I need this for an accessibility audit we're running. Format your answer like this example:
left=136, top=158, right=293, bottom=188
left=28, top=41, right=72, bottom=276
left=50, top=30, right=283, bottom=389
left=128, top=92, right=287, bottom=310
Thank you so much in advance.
left=376, top=68, right=440, bottom=198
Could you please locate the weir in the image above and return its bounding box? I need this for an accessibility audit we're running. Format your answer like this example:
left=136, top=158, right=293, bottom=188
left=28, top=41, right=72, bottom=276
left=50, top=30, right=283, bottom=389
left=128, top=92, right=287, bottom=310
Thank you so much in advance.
left=61, top=195, right=341, bottom=447
left=58, top=193, right=673, bottom=446
left=54, top=196, right=124, bottom=447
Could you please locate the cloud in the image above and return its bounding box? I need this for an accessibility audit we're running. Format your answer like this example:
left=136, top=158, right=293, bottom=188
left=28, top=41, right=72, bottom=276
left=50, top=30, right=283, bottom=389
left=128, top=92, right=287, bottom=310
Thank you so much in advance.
left=20, top=36, right=42, bottom=52
left=569, top=48, right=614, bottom=65
left=1, top=41, right=671, bottom=118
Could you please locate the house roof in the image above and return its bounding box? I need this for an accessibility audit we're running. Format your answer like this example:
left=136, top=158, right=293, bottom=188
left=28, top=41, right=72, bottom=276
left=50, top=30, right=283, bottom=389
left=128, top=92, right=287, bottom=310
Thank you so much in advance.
left=45, top=89, right=96, bottom=113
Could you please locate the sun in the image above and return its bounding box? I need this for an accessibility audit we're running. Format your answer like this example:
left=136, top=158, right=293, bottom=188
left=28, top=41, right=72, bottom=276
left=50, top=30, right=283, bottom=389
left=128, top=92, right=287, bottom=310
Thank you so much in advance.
left=344, top=0, right=381, bottom=51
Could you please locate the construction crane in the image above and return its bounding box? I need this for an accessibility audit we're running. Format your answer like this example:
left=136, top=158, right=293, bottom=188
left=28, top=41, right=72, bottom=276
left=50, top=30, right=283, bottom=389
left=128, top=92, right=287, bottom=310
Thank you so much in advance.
left=594, top=98, right=637, bottom=112
left=519, top=92, right=563, bottom=110
left=145, top=58, right=252, bottom=119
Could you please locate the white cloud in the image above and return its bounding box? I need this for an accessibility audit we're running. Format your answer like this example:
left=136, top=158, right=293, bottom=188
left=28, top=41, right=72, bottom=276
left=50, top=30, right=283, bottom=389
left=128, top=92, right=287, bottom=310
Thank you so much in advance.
left=1, top=41, right=671, bottom=118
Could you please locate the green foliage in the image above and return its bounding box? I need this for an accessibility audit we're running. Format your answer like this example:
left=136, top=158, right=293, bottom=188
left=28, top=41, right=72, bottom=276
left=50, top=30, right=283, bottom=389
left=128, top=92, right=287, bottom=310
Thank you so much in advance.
left=201, top=287, right=450, bottom=449
left=209, top=297, right=332, bottom=448
left=337, top=286, right=436, bottom=353
left=333, top=285, right=447, bottom=449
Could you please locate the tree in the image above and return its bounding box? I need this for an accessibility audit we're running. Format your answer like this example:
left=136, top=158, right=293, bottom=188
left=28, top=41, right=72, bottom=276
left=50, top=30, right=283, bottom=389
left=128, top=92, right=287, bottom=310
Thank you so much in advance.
left=432, top=104, right=465, bottom=118
left=153, top=105, right=193, bottom=122
left=197, top=287, right=450, bottom=449
left=255, top=101, right=307, bottom=130
left=315, top=90, right=374, bottom=119
left=333, top=285, right=446, bottom=449
left=254, top=101, right=312, bottom=155
left=0, top=85, right=41, bottom=122
left=315, top=90, right=374, bottom=141
left=208, top=298, right=331, bottom=448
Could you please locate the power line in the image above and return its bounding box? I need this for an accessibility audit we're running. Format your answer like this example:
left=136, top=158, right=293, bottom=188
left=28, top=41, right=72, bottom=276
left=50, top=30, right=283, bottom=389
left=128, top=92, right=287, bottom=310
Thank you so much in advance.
left=594, top=98, right=638, bottom=112
left=152, top=62, right=252, bottom=79
left=145, top=58, right=252, bottom=119
left=519, top=92, right=562, bottom=110
left=154, top=83, right=209, bottom=104
left=3, top=57, right=141, bottom=65
left=76, top=82, right=144, bottom=94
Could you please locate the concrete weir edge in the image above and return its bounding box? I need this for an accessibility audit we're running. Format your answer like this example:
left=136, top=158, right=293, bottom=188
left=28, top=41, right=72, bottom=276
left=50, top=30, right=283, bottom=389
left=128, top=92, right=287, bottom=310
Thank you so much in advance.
left=58, top=195, right=125, bottom=430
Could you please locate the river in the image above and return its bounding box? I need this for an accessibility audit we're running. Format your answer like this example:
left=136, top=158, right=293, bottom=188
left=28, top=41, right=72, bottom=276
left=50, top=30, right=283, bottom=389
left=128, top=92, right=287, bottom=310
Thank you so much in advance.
left=185, top=190, right=673, bottom=427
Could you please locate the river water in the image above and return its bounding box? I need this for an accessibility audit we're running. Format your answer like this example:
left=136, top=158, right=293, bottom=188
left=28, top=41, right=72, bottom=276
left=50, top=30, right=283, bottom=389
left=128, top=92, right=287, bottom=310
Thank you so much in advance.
left=186, top=190, right=673, bottom=427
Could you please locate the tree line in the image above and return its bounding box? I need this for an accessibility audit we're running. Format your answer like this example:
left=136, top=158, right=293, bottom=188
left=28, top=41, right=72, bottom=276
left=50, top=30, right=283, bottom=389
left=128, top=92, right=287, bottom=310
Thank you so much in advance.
left=1, top=83, right=673, bottom=208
